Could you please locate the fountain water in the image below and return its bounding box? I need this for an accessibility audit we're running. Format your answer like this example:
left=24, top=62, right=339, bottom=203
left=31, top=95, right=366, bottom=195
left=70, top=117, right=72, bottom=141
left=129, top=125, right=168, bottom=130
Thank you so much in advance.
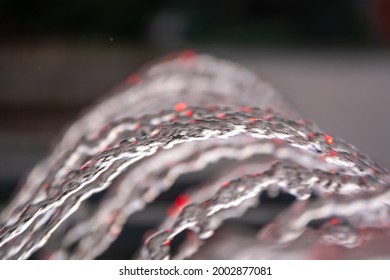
left=0, top=52, right=388, bottom=259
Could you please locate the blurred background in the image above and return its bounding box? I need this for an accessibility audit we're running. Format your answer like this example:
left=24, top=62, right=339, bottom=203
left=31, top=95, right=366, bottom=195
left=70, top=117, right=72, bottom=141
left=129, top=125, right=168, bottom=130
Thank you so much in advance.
left=0, top=0, right=390, bottom=258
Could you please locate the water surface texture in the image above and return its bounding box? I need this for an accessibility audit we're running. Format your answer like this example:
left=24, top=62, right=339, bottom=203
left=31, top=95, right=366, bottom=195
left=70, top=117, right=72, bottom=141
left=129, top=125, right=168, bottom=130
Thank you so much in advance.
left=0, top=52, right=389, bottom=260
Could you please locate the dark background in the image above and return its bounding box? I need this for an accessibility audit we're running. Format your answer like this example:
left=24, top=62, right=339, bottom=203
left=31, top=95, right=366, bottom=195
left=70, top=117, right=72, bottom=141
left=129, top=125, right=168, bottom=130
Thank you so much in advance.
left=0, top=0, right=389, bottom=246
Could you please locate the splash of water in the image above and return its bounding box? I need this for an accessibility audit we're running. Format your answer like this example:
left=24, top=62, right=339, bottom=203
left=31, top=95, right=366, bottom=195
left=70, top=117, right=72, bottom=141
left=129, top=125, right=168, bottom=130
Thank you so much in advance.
left=0, top=52, right=388, bottom=259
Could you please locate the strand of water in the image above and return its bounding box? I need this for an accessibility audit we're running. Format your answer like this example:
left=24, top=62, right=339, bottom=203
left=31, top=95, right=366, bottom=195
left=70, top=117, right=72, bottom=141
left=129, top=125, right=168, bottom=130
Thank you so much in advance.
left=1, top=106, right=387, bottom=259
left=142, top=162, right=386, bottom=259
left=1, top=53, right=288, bottom=222
left=0, top=53, right=388, bottom=260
